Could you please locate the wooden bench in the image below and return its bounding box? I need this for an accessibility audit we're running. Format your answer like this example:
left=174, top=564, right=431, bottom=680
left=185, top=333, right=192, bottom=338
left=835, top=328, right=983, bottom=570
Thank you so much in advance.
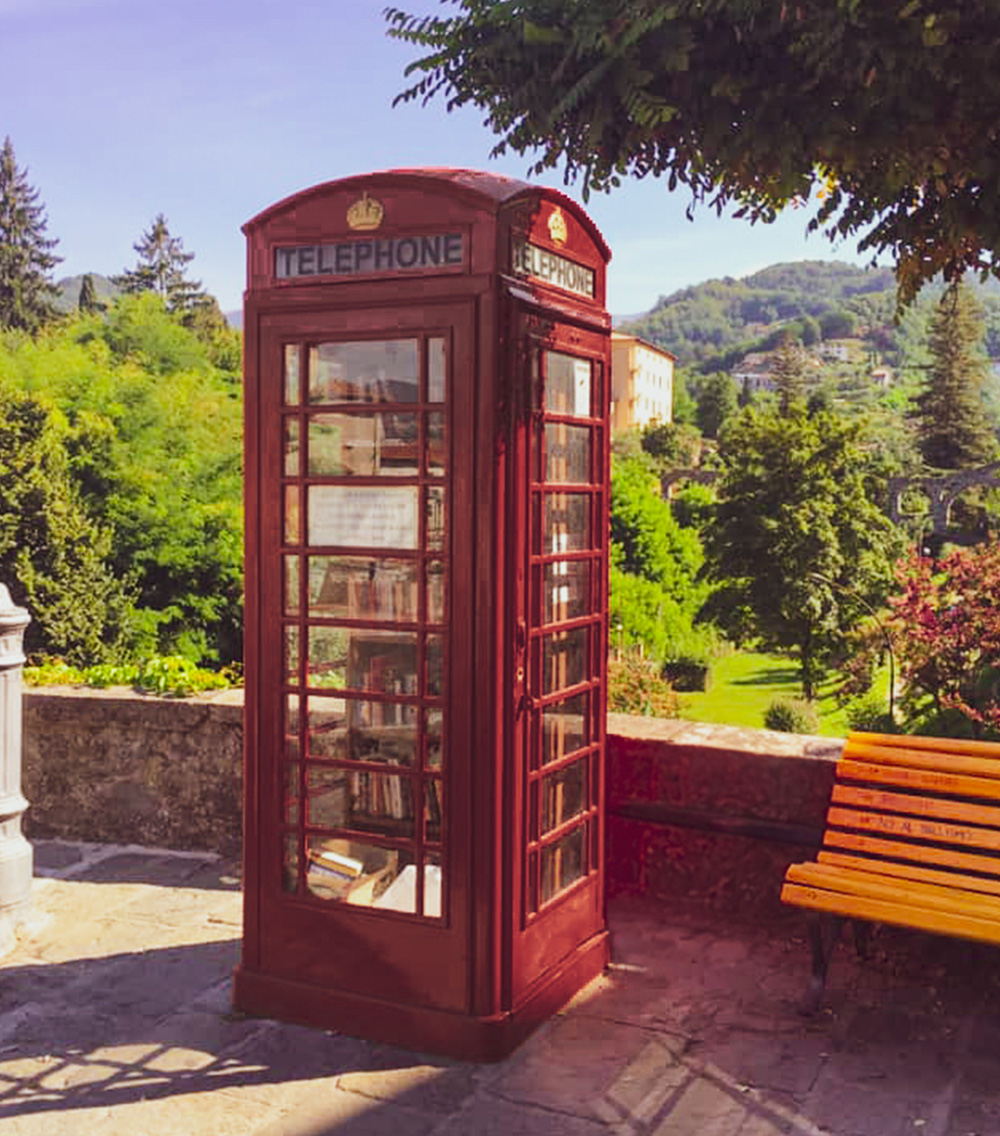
left=781, top=729, right=1000, bottom=1012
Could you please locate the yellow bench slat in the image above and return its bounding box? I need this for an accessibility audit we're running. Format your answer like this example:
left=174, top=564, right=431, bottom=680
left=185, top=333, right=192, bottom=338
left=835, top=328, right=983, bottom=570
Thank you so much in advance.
left=843, top=738, right=1000, bottom=780
left=817, top=849, right=1000, bottom=898
left=836, top=758, right=1000, bottom=802
left=824, top=829, right=1000, bottom=877
left=850, top=731, right=1000, bottom=760
left=832, top=784, right=1000, bottom=828
left=826, top=805, right=1000, bottom=852
left=786, top=861, right=1000, bottom=920
left=781, top=881, right=1000, bottom=946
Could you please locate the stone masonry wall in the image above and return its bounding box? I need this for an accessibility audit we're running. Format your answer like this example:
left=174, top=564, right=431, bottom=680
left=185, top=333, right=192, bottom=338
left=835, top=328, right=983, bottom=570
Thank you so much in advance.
left=20, top=689, right=844, bottom=911
left=22, top=687, right=243, bottom=857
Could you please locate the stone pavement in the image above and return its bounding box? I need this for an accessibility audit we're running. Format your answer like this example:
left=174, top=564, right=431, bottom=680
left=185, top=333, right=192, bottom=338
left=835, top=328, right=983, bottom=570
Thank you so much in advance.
left=3, top=841, right=1000, bottom=1135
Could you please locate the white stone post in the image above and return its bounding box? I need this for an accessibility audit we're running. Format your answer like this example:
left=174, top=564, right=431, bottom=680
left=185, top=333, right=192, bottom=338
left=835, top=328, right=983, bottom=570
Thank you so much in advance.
left=0, top=585, right=31, bottom=953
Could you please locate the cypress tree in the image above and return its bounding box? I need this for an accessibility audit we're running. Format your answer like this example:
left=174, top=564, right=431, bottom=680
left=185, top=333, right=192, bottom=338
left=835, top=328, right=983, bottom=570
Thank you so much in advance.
left=914, top=280, right=996, bottom=469
left=0, top=136, right=61, bottom=333
left=113, top=213, right=207, bottom=316
left=771, top=334, right=808, bottom=416
left=77, top=273, right=99, bottom=313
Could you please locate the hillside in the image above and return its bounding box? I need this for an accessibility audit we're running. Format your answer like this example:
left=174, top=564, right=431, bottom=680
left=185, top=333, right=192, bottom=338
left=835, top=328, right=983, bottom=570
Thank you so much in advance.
left=618, top=261, right=898, bottom=371
left=54, top=273, right=119, bottom=313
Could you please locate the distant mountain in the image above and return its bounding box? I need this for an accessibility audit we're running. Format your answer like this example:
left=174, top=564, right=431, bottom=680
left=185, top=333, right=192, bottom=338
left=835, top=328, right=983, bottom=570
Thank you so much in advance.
left=620, top=260, right=898, bottom=372
left=54, top=273, right=119, bottom=314
left=225, top=309, right=242, bottom=330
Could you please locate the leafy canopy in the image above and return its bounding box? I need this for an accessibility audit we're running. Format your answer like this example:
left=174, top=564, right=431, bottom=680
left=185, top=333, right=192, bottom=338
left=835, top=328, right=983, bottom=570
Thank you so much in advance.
left=703, top=404, right=903, bottom=697
left=388, top=2, right=1000, bottom=304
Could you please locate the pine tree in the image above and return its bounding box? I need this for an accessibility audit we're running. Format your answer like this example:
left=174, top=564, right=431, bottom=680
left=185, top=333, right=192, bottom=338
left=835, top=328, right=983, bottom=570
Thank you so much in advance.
left=0, top=136, right=61, bottom=333
left=113, top=214, right=207, bottom=316
left=914, top=281, right=997, bottom=469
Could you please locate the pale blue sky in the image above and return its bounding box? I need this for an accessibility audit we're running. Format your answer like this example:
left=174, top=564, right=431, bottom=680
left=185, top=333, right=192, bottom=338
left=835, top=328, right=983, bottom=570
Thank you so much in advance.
left=6, top=0, right=883, bottom=317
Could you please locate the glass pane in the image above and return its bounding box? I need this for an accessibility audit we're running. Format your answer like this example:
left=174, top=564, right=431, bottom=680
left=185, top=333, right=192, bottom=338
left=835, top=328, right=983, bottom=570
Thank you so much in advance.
left=426, top=486, right=445, bottom=550
left=309, top=485, right=420, bottom=549
left=308, top=412, right=419, bottom=476
left=425, top=778, right=443, bottom=843
left=308, top=557, right=419, bottom=622
left=286, top=694, right=301, bottom=734
left=284, top=556, right=299, bottom=616
left=305, top=837, right=415, bottom=910
left=545, top=423, right=591, bottom=483
left=348, top=769, right=416, bottom=838
left=540, top=825, right=586, bottom=904
left=307, top=696, right=417, bottom=765
left=546, top=352, right=591, bottom=417
left=308, top=340, right=419, bottom=404
left=284, top=345, right=300, bottom=406
left=543, top=560, right=590, bottom=624
left=306, top=764, right=350, bottom=827
left=542, top=758, right=587, bottom=834
left=426, top=412, right=446, bottom=475
left=428, top=338, right=446, bottom=403
left=308, top=627, right=419, bottom=695
left=426, top=635, right=444, bottom=696
left=425, top=708, right=443, bottom=769
left=284, top=485, right=301, bottom=545
left=285, top=734, right=300, bottom=762
left=284, top=418, right=300, bottom=476
left=282, top=834, right=298, bottom=893
left=426, top=561, right=445, bottom=623
left=423, top=853, right=443, bottom=918
left=543, top=627, right=588, bottom=693
left=284, top=625, right=300, bottom=686
left=543, top=493, right=591, bottom=552
left=283, top=763, right=300, bottom=825
left=542, top=693, right=588, bottom=765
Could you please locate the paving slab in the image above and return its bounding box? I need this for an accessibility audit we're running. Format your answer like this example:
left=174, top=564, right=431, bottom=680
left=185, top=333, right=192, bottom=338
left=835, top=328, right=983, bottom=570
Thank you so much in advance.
left=2, top=843, right=1000, bottom=1135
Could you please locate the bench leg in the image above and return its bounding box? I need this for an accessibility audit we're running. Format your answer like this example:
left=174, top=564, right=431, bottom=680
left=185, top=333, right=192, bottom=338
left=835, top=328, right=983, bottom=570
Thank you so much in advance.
left=852, top=919, right=872, bottom=961
left=800, top=913, right=843, bottom=1016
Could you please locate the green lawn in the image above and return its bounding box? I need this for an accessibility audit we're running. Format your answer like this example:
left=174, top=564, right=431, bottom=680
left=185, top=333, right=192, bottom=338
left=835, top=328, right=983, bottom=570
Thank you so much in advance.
left=677, top=649, right=891, bottom=737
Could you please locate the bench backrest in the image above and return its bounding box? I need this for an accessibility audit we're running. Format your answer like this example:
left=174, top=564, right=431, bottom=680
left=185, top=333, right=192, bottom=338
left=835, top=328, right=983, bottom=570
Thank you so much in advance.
left=818, top=731, right=1000, bottom=896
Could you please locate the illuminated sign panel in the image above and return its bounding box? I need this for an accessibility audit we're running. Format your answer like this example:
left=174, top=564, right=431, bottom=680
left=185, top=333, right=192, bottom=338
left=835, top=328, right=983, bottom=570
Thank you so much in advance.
left=275, top=232, right=464, bottom=280
left=511, top=240, right=595, bottom=299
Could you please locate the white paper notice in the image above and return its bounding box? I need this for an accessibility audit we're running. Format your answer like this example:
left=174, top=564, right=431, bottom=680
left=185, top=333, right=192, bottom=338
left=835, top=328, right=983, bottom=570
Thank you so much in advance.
left=574, top=359, right=591, bottom=416
left=308, top=485, right=419, bottom=549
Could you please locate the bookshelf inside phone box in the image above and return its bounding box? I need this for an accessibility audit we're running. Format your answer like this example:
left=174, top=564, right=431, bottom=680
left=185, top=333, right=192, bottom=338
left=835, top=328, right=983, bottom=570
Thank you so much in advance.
left=235, top=169, right=613, bottom=1060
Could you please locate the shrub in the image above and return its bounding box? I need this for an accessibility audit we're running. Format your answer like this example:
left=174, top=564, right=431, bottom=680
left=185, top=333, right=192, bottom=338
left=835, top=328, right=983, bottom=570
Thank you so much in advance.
left=608, top=656, right=679, bottom=718
left=844, top=689, right=897, bottom=734
left=764, top=697, right=819, bottom=734
left=24, top=654, right=241, bottom=698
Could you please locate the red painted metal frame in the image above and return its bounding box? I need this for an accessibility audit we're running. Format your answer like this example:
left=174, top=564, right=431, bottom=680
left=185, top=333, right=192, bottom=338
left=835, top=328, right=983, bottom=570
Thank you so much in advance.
left=236, top=169, right=612, bottom=1060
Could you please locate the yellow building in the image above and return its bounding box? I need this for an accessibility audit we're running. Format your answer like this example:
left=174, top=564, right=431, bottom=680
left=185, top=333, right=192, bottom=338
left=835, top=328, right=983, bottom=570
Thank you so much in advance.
left=610, top=332, right=676, bottom=432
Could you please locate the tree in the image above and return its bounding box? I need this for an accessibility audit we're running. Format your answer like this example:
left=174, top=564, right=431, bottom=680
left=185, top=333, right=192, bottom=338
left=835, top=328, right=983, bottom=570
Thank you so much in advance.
left=113, top=214, right=207, bottom=316
left=771, top=335, right=808, bottom=417
left=889, top=545, right=1000, bottom=735
left=387, top=3, right=1000, bottom=303
left=703, top=405, right=902, bottom=698
left=0, top=136, right=60, bottom=332
left=0, top=385, right=134, bottom=662
left=77, top=273, right=99, bottom=314
left=696, top=372, right=738, bottom=439
left=913, top=280, right=996, bottom=470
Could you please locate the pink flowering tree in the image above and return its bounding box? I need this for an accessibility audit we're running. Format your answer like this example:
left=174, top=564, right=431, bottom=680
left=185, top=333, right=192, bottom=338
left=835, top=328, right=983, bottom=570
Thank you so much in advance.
left=890, top=544, right=1000, bottom=734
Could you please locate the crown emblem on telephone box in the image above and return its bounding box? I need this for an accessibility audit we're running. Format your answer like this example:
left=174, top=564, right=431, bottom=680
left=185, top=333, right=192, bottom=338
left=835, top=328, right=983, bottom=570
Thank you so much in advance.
left=347, top=192, right=384, bottom=231
left=547, top=206, right=568, bottom=244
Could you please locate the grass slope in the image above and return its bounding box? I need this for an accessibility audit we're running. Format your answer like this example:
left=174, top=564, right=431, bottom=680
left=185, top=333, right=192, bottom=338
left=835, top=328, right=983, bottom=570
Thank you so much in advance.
left=677, top=650, right=890, bottom=737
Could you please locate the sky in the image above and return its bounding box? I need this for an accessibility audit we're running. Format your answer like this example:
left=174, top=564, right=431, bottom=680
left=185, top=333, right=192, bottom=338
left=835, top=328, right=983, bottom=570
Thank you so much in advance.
left=6, top=0, right=884, bottom=319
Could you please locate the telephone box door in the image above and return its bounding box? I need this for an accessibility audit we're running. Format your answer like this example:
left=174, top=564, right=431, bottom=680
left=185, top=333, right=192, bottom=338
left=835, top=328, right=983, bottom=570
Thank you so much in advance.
left=249, top=299, right=477, bottom=1014
left=509, top=314, right=609, bottom=1003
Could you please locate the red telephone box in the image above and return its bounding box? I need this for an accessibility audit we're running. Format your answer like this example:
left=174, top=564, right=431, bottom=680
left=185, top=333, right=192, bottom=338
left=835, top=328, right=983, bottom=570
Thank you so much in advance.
left=234, top=169, right=612, bottom=1059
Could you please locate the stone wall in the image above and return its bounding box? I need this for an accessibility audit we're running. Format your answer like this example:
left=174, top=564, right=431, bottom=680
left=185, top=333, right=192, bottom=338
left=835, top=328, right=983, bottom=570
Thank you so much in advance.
left=22, top=687, right=243, bottom=857
left=606, top=713, right=841, bottom=917
left=20, top=689, right=844, bottom=912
